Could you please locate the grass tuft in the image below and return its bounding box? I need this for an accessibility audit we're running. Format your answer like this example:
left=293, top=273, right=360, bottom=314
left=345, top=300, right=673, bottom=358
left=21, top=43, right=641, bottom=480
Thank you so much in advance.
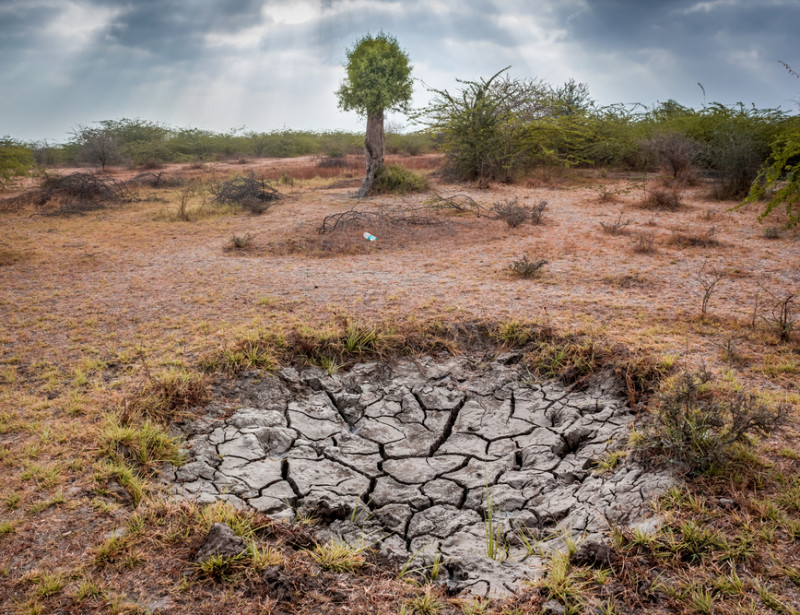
left=310, top=538, right=366, bottom=572
left=122, top=364, right=208, bottom=424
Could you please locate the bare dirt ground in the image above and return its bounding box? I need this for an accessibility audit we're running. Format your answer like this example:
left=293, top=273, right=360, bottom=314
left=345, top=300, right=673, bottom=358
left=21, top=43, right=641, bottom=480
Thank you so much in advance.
left=0, top=157, right=798, bottom=614
left=2, top=159, right=798, bottom=389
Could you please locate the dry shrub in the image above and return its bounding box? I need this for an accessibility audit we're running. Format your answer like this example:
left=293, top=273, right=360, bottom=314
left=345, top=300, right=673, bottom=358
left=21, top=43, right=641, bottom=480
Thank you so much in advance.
left=642, top=132, right=699, bottom=183
left=604, top=272, right=649, bottom=288
left=631, top=231, right=657, bottom=254
left=509, top=255, right=548, bottom=278
left=318, top=207, right=441, bottom=235
left=122, top=364, right=209, bottom=424
left=211, top=172, right=280, bottom=214
left=596, top=184, right=619, bottom=203
left=640, top=188, right=683, bottom=211
left=427, top=193, right=485, bottom=217
left=757, top=284, right=797, bottom=343
left=492, top=198, right=547, bottom=227
left=0, top=248, right=26, bottom=267
left=261, top=163, right=357, bottom=182
left=390, top=154, right=442, bottom=171
left=127, top=171, right=183, bottom=188
left=668, top=227, right=722, bottom=248
left=256, top=155, right=437, bottom=184
left=225, top=233, right=254, bottom=252
left=140, top=158, right=164, bottom=170
left=317, top=155, right=352, bottom=169
left=3, top=172, right=131, bottom=215
left=524, top=164, right=571, bottom=188
left=600, top=212, right=632, bottom=236
left=706, top=131, right=767, bottom=200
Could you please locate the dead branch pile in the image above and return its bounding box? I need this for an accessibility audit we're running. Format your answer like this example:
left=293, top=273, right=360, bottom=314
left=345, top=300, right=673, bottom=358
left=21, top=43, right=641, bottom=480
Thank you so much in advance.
left=427, top=193, right=547, bottom=226
left=127, top=171, right=183, bottom=188
left=2, top=172, right=132, bottom=215
left=211, top=172, right=280, bottom=214
left=426, top=193, right=486, bottom=216
left=318, top=207, right=442, bottom=234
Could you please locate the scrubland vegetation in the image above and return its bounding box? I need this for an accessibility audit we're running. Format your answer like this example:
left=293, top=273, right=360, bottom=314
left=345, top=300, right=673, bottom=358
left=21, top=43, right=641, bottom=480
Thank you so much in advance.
left=3, top=69, right=798, bottom=222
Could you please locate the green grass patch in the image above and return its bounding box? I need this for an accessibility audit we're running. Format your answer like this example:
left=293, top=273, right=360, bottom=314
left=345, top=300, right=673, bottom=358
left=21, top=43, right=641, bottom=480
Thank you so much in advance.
left=101, top=416, right=184, bottom=473
left=373, top=164, right=430, bottom=195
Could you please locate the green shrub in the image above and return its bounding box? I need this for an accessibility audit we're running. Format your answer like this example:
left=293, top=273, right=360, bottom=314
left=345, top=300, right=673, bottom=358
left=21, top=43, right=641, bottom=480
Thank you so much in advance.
left=422, top=69, right=540, bottom=184
left=101, top=417, right=183, bottom=472
left=637, top=370, right=787, bottom=474
left=0, top=138, right=34, bottom=189
left=742, top=124, right=800, bottom=226
left=373, top=164, right=429, bottom=194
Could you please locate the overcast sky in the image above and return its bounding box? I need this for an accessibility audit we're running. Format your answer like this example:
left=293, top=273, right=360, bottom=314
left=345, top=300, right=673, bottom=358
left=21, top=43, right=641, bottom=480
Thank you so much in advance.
left=2, top=0, right=798, bottom=143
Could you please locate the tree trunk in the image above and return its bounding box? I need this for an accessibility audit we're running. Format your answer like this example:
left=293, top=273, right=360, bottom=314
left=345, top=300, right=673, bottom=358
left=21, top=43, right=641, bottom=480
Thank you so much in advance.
left=357, top=110, right=385, bottom=197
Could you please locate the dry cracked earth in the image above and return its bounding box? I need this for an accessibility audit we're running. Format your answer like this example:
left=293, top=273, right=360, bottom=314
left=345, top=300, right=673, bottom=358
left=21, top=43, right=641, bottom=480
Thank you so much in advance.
left=165, top=354, right=671, bottom=597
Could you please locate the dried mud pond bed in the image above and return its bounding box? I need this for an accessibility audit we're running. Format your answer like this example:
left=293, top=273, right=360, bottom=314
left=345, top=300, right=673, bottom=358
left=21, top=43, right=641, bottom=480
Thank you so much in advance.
left=166, top=353, right=671, bottom=597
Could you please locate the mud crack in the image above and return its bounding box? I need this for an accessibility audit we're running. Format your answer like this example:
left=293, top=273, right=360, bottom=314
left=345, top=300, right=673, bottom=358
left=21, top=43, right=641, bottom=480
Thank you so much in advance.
left=168, top=355, right=672, bottom=598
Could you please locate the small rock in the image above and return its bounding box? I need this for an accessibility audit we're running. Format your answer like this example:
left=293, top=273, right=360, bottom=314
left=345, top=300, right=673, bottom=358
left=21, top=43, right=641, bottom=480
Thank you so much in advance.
left=194, top=523, right=246, bottom=563
left=103, top=527, right=127, bottom=540
left=495, top=352, right=521, bottom=365
left=571, top=541, right=617, bottom=569
left=262, top=564, right=294, bottom=603
left=541, top=599, right=567, bottom=615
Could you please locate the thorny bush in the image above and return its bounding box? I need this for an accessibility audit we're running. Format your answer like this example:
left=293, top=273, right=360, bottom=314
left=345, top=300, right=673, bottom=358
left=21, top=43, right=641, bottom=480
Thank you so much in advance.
left=211, top=172, right=280, bottom=214
left=492, top=197, right=547, bottom=227
left=636, top=369, right=787, bottom=474
left=2, top=172, right=131, bottom=215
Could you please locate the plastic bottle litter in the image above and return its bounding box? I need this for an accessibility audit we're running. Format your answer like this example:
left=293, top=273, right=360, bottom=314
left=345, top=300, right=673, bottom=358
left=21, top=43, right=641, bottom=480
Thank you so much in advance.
left=363, top=232, right=377, bottom=241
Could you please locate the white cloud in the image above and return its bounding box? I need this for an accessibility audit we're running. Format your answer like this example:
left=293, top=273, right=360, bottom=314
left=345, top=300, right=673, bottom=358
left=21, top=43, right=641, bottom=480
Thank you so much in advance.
left=682, top=0, right=741, bottom=15
left=41, top=1, right=121, bottom=53
left=263, top=1, right=321, bottom=25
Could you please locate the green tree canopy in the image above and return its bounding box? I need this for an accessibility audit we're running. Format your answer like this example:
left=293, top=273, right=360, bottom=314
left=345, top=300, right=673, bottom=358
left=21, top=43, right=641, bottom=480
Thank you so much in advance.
left=336, top=33, right=413, bottom=117
left=0, top=137, right=34, bottom=188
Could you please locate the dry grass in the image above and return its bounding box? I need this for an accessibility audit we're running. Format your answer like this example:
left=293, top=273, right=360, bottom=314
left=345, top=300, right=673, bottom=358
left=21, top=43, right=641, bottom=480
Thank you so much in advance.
left=0, top=157, right=798, bottom=614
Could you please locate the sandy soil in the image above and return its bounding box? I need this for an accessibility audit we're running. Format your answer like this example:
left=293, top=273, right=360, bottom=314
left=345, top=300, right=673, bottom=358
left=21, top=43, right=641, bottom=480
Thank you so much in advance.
left=1, top=162, right=797, bottom=395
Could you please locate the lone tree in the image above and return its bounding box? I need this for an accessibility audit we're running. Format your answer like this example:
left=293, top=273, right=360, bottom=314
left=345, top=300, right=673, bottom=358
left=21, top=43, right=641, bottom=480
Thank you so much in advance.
left=337, top=33, right=413, bottom=197
left=73, top=124, right=122, bottom=171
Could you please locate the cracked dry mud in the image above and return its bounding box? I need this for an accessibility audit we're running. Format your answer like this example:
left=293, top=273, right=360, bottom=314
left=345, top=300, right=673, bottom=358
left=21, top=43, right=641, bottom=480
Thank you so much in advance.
left=166, top=354, right=671, bottom=597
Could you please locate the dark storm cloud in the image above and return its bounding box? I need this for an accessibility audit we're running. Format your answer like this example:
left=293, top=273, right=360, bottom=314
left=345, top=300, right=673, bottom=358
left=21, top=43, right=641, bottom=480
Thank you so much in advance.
left=259, top=0, right=520, bottom=68
left=0, top=2, right=51, bottom=49
left=100, top=0, right=266, bottom=59
left=565, top=0, right=800, bottom=49
left=543, top=0, right=799, bottom=107
left=0, top=0, right=796, bottom=141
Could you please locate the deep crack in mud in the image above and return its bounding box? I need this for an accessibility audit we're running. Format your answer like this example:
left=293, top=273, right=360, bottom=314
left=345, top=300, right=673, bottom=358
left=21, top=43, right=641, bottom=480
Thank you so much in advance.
left=166, top=354, right=671, bottom=597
